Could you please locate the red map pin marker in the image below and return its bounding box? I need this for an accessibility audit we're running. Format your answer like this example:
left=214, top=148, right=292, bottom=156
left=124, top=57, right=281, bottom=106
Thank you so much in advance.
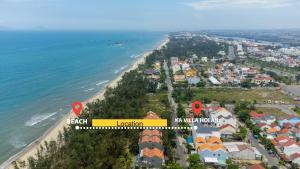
left=192, top=100, right=203, bottom=116
left=72, top=101, right=83, bottom=117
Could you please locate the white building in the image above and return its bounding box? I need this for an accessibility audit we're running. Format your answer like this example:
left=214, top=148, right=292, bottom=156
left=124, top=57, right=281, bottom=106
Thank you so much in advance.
left=223, top=142, right=262, bottom=160
left=201, top=57, right=208, bottom=62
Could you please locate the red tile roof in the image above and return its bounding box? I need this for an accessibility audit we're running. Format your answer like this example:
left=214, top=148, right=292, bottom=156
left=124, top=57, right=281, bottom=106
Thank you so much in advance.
left=283, top=140, right=296, bottom=147
left=274, top=136, right=290, bottom=143
left=270, top=123, right=278, bottom=128
left=140, top=135, right=162, bottom=144
left=277, top=128, right=289, bottom=134
left=141, top=130, right=162, bottom=137
left=283, top=122, right=293, bottom=129
left=250, top=111, right=265, bottom=119
left=295, top=122, right=300, bottom=128
left=257, top=123, right=267, bottom=128
left=249, top=164, right=265, bottom=169
left=145, top=111, right=160, bottom=119
left=141, top=147, right=164, bottom=159
left=219, top=124, right=235, bottom=129
left=290, top=153, right=300, bottom=160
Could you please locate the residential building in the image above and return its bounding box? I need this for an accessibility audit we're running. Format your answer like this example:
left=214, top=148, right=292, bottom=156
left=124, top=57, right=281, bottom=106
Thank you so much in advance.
left=223, top=142, right=262, bottom=160
left=138, top=112, right=164, bottom=169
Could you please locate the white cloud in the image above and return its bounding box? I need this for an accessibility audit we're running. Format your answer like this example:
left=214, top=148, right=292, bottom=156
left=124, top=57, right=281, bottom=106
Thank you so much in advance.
left=185, top=0, right=299, bottom=9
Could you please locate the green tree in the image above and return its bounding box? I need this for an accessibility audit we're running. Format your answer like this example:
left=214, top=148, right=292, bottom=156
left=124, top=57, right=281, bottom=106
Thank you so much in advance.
left=226, top=159, right=239, bottom=169
left=164, top=162, right=183, bottom=169
left=196, top=81, right=206, bottom=88
left=187, top=154, right=205, bottom=169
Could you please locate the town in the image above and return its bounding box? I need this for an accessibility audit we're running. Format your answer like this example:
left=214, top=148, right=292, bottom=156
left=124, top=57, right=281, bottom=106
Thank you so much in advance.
left=139, top=32, right=300, bottom=169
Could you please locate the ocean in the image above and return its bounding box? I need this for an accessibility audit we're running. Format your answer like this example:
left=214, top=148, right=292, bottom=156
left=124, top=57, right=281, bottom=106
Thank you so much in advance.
left=0, top=31, right=166, bottom=164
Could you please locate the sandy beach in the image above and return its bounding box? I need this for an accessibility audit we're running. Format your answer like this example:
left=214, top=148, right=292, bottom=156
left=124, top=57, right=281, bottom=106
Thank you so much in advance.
left=2, top=37, right=169, bottom=169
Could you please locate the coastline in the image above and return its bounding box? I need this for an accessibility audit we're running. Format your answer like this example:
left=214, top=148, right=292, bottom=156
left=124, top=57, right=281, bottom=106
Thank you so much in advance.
left=2, top=37, right=169, bottom=169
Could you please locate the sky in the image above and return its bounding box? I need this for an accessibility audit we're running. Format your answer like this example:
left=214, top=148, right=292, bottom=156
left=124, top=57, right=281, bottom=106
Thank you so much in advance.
left=0, top=0, right=300, bottom=30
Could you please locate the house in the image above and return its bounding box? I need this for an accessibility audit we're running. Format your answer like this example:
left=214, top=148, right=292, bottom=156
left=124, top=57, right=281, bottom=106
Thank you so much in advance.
left=210, top=107, right=233, bottom=119
left=291, top=128, right=300, bottom=139
left=219, top=124, right=236, bottom=137
left=216, top=115, right=237, bottom=128
left=139, top=148, right=164, bottom=169
left=250, top=111, right=266, bottom=120
left=144, top=69, right=160, bottom=75
left=201, top=57, right=208, bottom=62
left=283, top=141, right=300, bottom=156
left=173, top=75, right=186, bottom=82
left=195, top=137, right=228, bottom=166
left=277, top=128, right=290, bottom=137
left=185, top=68, right=197, bottom=77
left=138, top=112, right=164, bottom=169
left=288, top=117, right=300, bottom=125
left=192, top=125, right=221, bottom=139
left=248, top=164, right=265, bottom=169
left=262, top=116, right=276, bottom=125
left=210, top=107, right=237, bottom=128
left=198, top=146, right=228, bottom=165
left=187, top=76, right=200, bottom=85
left=296, top=122, right=300, bottom=129
left=250, top=112, right=275, bottom=125
left=257, top=123, right=269, bottom=130
left=170, top=57, right=179, bottom=65
left=253, top=74, right=274, bottom=85
left=223, top=142, right=262, bottom=160
left=291, top=153, right=300, bottom=165
left=172, top=64, right=181, bottom=73
left=154, top=62, right=161, bottom=70
left=181, top=63, right=190, bottom=71
left=272, top=136, right=291, bottom=146
left=209, top=76, right=221, bottom=85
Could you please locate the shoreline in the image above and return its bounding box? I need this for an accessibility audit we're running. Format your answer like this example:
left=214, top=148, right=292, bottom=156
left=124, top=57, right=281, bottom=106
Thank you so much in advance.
left=2, top=37, right=169, bottom=169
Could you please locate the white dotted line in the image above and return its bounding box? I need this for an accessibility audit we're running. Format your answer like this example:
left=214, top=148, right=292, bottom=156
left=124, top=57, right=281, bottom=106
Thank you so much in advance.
left=75, top=126, right=192, bottom=130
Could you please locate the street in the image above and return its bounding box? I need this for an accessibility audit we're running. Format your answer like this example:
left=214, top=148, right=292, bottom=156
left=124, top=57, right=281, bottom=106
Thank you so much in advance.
left=164, top=61, right=188, bottom=168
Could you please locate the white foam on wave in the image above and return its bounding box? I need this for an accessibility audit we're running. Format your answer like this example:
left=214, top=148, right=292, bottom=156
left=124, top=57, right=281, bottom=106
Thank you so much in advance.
left=84, top=88, right=95, bottom=92
left=96, top=80, right=109, bottom=86
left=130, top=54, right=141, bottom=59
left=25, top=112, right=57, bottom=127
left=9, top=137, right=27, bottom=149
left=114, top=64, right=128, bottom=74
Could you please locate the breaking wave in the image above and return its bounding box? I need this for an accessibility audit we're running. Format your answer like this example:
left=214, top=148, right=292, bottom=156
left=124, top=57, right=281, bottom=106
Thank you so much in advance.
left=25, top=112, right=57, bottom=126
left=114, top=65, right=128, bottom=74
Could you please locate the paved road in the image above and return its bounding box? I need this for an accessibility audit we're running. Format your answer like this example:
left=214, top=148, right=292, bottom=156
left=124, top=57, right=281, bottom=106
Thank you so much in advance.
left=282, top=85, right=300, bottom=98
left=247, top=131, right=279, bottom=167
left=163, top=61, right=188, bottom=168
left=225, top=105, right=279, bottom=167
left=227, top=46, right=236, bottom=60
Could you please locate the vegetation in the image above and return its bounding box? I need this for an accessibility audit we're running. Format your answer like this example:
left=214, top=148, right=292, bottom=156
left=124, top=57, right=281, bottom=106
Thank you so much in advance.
left=163, top=36, right=225, bottom=59
left=187, top=154, right=205, bottom=169
left=293, top=106, right=300, bottom=115
left=164, top=162, right=184, bottom=169
left=226, top=159, right=239, bottom=169
left=256, top=107, right=289, bottom=118
left=191, top=88, right=296, bottom=104
left=247, top=57, right=300, bottom=76
left=235, top=126, right=247, bottom=141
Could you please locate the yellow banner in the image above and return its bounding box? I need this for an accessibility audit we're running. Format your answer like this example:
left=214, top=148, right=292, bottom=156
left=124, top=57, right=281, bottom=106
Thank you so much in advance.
left=92, top=119, right=168, bottom=127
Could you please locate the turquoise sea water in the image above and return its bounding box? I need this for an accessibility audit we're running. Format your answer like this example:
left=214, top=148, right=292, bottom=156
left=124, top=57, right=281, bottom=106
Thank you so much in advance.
left=0, top=31, right=166, bottom=164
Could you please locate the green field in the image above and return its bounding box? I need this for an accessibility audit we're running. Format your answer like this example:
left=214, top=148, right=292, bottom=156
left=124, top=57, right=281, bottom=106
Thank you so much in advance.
left=143, top=91, right=170, bottom=118
left=192, top=88, right=296, bottom=104
left=256, top=107, right=289, bottom=118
